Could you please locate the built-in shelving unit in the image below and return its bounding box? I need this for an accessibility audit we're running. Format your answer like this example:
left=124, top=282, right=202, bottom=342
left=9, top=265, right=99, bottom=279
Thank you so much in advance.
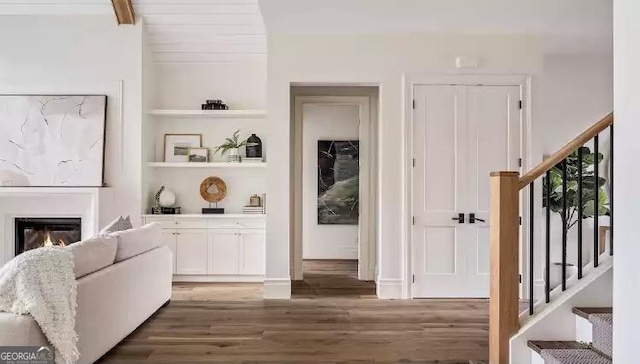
left=148, top=109, right=266, bottom=119
left=141, top=214, right=265, bottom=219
left=147, top=162, right=267, bottom=169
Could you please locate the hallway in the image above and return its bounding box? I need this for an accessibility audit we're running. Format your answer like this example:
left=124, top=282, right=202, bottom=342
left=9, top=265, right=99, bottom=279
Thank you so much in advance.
left=291, top=259, right=377, bottom=298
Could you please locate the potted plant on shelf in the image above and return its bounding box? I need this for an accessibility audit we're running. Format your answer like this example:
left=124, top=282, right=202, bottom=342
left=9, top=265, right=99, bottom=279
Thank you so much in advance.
left=215, top=130, right=247, bottom=162
left=542, top=146, right=610, bottom=288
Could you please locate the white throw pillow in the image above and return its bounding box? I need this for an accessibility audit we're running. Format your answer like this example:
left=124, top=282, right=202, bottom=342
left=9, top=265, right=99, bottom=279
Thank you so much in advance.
left=110, top=223, right=162, bottom=262
left=99, top=216, right=133, bottom=236
left=65, top=236, right=118, bottom=278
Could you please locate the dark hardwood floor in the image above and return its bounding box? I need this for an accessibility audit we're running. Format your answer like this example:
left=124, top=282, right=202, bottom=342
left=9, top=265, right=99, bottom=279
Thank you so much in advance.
left=99, top=260, right=489, bottom=363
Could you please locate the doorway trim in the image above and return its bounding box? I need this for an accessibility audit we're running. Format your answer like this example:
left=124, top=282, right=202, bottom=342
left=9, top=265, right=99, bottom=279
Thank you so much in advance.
left=292, top=95, right=376, bottom=281
left=402, top=74, right=532, bottom=299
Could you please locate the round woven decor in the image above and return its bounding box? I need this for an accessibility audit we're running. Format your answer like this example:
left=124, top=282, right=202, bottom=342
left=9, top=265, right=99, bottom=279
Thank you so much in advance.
left=199, top=176, right=227, bottom=203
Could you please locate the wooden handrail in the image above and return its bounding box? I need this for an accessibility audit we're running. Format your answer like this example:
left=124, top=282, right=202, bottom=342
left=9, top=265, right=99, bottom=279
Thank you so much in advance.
left=519, top=112, right=614, bottom=189
left=490, top=112, right=613, bottom=363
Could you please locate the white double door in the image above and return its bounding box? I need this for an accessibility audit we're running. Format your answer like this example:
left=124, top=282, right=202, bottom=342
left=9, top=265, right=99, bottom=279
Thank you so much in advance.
left=412, top=84, right=521, bottom=298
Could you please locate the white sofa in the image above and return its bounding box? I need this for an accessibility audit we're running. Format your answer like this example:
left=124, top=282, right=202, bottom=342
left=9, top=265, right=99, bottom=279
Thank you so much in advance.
left=0, top=245, right=172, bottom=364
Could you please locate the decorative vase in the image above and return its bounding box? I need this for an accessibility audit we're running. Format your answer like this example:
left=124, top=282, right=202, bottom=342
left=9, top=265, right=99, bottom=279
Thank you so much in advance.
left=246, top=133, right=262, bottom=158
left=158, top=188, right=176, bottom=207
left=227, top=148, right=241, bottom=163
left=547, top=263, right=578, bottom=291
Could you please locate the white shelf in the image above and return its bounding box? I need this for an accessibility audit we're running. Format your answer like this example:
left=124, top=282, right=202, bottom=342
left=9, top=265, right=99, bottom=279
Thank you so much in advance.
left=147, top=162, right=267, bottom=169
left=148, top=109, right=266, bottom=119
left=142, top=214, right=265, bottom=219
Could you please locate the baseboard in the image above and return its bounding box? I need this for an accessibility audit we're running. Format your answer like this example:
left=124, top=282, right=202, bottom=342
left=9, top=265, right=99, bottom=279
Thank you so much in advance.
left=263, top=277, right=291, bottom=299
left=376, top=278, right=403, bottom=299
left=172, top=275, right=264, bottom=283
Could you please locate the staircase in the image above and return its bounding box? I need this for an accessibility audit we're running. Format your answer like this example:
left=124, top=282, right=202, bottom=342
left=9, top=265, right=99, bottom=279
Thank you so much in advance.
left=528, top=307, right=613, bottom=363
left=489, top=113, right=614, bottom=364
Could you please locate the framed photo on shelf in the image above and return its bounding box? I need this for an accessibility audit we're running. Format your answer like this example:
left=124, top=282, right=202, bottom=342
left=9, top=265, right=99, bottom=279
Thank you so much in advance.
left=164, top=134, right=202, bottom=162
left=188, top=147, right=209, bottom=163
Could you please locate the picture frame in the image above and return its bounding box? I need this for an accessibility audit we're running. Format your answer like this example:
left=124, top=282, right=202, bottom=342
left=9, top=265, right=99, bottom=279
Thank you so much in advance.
left=164, top=134, right=202, bottom=162
left=317, top=140, right=359, bottom=225
left=188, top=147, right=209, bottom=163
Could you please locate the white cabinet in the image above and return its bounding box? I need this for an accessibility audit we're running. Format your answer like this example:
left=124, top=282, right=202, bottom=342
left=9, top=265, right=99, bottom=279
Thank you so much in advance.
left=175, top=230, right=208, bottom=275
left=142, top=215, right=265, bottom=282
left=208, top=229, right=239, bottom=274
left=159, top=230, right=177, bottom=274
left=240, top=229, right=266, bottom=275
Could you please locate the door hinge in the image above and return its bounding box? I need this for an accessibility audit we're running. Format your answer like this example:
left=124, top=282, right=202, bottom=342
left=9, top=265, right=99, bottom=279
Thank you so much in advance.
left=412, top=274, right=416, bottom=284
left=519, top=274, right=522, bottom=283
left=518, top=158, right=522, bottom=167
left=519, top=100, right=523, bottom=109
left=412, top=216, right=416, bottom=225
left=412, top=100, right=416, bottom=109
left=412, top=158, right=416, bottom=167
left=519, top=217, right=522, bottom=225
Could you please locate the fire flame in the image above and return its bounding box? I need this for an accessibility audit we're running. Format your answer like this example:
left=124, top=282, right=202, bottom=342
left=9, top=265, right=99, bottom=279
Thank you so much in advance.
left=42, top=232, right=67, bottom=247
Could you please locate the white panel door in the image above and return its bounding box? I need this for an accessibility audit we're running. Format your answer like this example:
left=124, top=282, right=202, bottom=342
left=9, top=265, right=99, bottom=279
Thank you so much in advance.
left=412, top=84, right=521, bottom=298
left=159, top=230, right=177, bottom=274
left=465, top=85, right=521, bottom=297
left=209, top=229, right=240, bottom=275
left=239, top=229, right=266, bottom=275
left=412, top=85, right=469, bottom=297
left=175, top=230, right=208, bottom=275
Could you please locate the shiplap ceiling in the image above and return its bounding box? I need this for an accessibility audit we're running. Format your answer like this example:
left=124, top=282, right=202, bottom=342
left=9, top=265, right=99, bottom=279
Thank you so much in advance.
left=0, top=0, right=267, bottom=64
left=135, top=0, right=266, bottom=64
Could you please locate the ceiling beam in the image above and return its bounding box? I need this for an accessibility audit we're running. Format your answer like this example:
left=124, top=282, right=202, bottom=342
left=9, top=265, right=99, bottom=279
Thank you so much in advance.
left=111, top=0, right=135, bottom=25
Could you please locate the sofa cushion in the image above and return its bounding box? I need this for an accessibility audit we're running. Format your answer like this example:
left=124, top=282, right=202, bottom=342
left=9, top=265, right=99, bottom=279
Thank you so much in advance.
left=99, top=216, right=133, bottom=236
left=110, top=223, right=161, bottom=262
left=65, top=236, right=118, bottom=278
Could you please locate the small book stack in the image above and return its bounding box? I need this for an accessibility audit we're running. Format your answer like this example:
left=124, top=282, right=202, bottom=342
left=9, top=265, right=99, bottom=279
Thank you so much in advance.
left=242, top=157, right=264, bottom=163
left=242, top=206, right=264, bottom=215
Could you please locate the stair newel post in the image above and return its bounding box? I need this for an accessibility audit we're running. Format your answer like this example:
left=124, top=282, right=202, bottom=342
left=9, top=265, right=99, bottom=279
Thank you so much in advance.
left=489, top=171, right=521, bottom=364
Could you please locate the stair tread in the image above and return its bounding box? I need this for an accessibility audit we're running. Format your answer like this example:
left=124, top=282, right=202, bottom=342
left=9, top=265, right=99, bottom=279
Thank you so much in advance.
left=572, top=307, right=613, bottom=320
left=528, top=340, right=586, bottom=354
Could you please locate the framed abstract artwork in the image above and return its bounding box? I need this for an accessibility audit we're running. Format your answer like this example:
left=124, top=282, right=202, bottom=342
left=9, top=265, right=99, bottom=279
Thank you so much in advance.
left=0, top=95, right=107, bottom=187
left=317, top=140, right=359, bottom=225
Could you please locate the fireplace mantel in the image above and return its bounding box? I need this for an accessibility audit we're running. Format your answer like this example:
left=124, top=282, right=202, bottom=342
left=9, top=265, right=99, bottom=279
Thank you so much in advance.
left=0, top=187, right=104, bottom=196
left=0, top=187, right=109, bottom=265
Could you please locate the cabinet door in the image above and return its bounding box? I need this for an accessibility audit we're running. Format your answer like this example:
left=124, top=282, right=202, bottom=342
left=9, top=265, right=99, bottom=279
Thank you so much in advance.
left=159, top=230, right=177, bottom=274
left=208, top=230, right=240, bottom=275
left=175, top=230, right=208, bottom=275
left=240, top=229, right=265, bottom=275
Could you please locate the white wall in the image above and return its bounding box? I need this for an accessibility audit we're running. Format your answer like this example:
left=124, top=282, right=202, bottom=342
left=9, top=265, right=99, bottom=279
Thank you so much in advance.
left=0, top=15, right=143, bottom=228
left=153, top=63, right=266, bottom=110
left=263, top=32, right=543, bottom=298
left=613, top=0, right=640, bottom=361
left=302, top=104, right=359, bottom=260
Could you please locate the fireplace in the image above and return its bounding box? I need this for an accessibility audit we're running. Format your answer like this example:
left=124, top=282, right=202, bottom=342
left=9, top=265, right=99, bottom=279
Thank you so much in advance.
left=15, top=218, right=82, bottom=256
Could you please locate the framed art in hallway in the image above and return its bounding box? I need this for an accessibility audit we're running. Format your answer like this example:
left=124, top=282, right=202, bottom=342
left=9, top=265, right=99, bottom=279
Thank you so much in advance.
left=317, top=140, right=359, bottom=225
left=164, top=134, right=202, bottom=162
left=0, top=95, right=107, bottom=187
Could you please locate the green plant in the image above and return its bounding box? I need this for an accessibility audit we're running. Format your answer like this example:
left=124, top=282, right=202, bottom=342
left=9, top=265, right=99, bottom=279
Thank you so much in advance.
left=214, top=130, right=247, bottom=155
left=542, top=146, right=610, bottom=229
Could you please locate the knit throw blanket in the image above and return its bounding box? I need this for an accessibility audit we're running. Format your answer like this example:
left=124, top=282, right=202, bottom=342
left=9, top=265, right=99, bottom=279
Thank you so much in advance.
left=0, top=247, right=79, bottom=364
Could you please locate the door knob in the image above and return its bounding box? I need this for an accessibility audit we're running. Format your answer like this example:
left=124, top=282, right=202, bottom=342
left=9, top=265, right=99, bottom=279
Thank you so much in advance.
left=469, top=213, right=485, bottom=223
left=452, top=213, right=465, bottom=224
